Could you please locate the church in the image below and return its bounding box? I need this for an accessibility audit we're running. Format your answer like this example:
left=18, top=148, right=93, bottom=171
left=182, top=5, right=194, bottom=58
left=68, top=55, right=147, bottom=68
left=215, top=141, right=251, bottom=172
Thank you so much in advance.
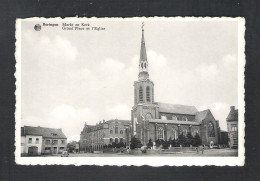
left=131, top=27, right=220, bottom=147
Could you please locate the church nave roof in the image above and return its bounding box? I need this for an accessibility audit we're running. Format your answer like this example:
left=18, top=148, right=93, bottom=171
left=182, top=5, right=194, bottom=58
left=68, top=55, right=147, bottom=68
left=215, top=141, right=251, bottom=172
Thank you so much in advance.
left=157, top=102, right=198, bottom=115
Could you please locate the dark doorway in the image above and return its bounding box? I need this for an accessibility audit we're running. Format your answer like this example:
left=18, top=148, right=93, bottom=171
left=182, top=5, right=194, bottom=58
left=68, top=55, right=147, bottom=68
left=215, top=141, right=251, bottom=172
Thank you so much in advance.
left=54, top=147, right=58, bottom=154
left=28, top=146, right=38, bottom=156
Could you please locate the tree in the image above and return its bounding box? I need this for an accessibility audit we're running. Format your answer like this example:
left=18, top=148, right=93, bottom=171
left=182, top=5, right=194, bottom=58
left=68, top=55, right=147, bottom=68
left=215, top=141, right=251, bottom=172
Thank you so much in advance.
left=130, top=136, right=142, bottom=149
left=186, top=132, right=193, bottom=147
left=155, top=139, right=164, bottom=147
left=177, top=133, right=186, bottom=147
left=112, top=142, right=117, bottom=148
left=147, top=139, right=153, bottom=149
left=194, top=133, right=202, bottom=146
left=116, top=142, right=125, bottom=148
left=171, top=138, right=177, bottom=147
left=162, top=140, right=170, bottom=149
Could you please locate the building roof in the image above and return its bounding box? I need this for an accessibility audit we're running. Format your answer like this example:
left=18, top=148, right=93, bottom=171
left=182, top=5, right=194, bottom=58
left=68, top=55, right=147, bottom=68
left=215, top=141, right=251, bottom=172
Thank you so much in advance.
left=21, top=126, right=67, bottom=139
left=157, top=102, right=198, bottom=115
left=227, top=108, right=238, bottom=121
left=105, top=119, right=131, bottom=125
left=194, top=109, right=209, bottom=123
left=149, top=119, right=200, bottom=125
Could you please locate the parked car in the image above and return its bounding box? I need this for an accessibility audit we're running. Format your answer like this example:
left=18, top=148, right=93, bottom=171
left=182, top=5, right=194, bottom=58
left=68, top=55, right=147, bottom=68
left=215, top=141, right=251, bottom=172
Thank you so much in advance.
left=61, top=151, right=69, bottom=157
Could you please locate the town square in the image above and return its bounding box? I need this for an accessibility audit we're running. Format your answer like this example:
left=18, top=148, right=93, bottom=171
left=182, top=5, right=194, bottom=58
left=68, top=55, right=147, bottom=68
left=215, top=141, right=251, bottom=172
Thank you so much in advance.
left=16, top=18, right=244, bottom=166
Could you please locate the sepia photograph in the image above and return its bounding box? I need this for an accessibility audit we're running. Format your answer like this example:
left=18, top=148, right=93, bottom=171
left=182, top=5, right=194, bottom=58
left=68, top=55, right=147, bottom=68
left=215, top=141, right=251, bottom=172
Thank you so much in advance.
left=15, top=17, right=245, bottom=166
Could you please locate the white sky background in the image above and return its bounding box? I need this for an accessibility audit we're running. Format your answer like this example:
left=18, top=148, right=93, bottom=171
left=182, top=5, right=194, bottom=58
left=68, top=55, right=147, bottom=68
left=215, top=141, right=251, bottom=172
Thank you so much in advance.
left=21, top=19, right=238, bottom=142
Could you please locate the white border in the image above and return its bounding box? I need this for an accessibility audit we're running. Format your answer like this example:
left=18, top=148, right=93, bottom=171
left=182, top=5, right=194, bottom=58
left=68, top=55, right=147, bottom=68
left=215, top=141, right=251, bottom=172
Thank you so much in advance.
left=15, top=17, right=245, bottom=166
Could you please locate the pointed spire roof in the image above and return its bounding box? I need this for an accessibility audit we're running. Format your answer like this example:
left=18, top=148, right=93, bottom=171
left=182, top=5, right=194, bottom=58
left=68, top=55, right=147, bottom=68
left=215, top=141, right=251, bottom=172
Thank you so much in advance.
left=139, top=26, right=147, bottom=63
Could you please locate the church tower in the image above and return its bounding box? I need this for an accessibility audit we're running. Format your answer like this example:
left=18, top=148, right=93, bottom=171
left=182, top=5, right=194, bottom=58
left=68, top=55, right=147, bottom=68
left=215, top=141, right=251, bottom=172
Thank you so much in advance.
left=131, top=24, right=159, bottom=145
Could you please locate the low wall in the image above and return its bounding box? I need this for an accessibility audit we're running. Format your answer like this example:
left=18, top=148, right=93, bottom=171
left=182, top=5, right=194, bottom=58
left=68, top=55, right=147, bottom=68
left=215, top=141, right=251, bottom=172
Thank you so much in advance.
left=168, top=147, right=197, bottom=152
left=103, top=148, right=121, bottom=153
left=146, top=147, right=198, bottom=154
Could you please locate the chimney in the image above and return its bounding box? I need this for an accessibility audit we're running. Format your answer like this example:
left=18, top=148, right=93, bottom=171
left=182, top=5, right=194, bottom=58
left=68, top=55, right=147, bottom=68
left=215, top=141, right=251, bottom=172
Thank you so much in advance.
left=103, top=120, right=105, bottom=123
left=230, top=106, right=235, bottom=111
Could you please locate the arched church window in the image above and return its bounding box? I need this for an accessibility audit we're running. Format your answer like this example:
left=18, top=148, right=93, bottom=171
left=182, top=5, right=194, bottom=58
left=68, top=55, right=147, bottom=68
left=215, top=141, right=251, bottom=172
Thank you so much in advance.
left=183, top=129, right=188, bottom=136
left=146, top=86, right=150, bottom=102
left=115, top=126, right=118, bottom=134
left=172, top=128, right=178, bottom=140
left=141, top=63, right=143, bottom=69
left=208, top=122, right=215, bottom=137
left=120, top=130, right=123, bottom=134
left=158, top=127, right=164, bottom=140
left=192, top=128, right=199, bottom=137
left=139, top=86, right=143, bottom=102
left=145, top=113, right=153, bottom=120
left=144, top=63, right=146, bottom=68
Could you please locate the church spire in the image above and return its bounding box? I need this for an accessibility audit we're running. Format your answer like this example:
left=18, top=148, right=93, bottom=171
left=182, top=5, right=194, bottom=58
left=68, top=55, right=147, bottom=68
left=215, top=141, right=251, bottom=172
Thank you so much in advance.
left=138, top=22, right=149, bottom=80
left=140, top=23, right=147, bottom=64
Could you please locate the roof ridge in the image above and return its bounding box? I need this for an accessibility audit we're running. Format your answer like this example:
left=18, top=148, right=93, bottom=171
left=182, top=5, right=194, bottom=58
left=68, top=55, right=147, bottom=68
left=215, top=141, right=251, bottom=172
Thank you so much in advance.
left=157, top=102, right=196, bottom=107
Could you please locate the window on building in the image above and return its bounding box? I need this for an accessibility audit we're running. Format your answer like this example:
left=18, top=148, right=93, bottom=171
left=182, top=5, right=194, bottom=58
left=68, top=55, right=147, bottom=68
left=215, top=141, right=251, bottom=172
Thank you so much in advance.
left=146, top=86, right=150, bottom=102
left=172, top=128, right=178, bottom=140
left=182, top=116, right=188, bottom=121
left=158, top=127, right=164, bottom=140
left=36, top=138, right=39, bottom=144
left=120, top=130, right=123, bottom=134
left=61, top=140, right=65, bottom=144
left=231, top=126, right=237, bottom=132
left=192, top=129, right=199, bottom=137
left=139, top=86, right=143, bottom=102
left=120, top=138, right=123, bottom=143
left=115, top=126, right=118, bottom=134
left=45, top=147, right=51, bottom=150
left=59, top=147, right=64, bottom=151
left=110, top=138, right=113, bottom=143
left=51, top=133, right=58, bottom=136
left=110, top=130, right=113, bottom=134
left=145, top=113, right=153, bottom=120
left=28, top=138, right=32, bottom=143
left=172, top=116, right=177, bottom=121
left=115, top=138, right=119, bottom=143
left=208, top=122, right=215, bottom=137
left=45, top=140, right=50, bottom=145
left=183, top=129, right=188, bottom=136
left=52, top=140, right=58, bottom=145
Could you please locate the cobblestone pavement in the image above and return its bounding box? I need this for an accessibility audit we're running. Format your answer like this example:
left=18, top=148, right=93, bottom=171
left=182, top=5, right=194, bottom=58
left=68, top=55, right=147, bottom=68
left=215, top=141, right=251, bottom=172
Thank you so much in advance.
left=41, top=148, right=238, bottom=157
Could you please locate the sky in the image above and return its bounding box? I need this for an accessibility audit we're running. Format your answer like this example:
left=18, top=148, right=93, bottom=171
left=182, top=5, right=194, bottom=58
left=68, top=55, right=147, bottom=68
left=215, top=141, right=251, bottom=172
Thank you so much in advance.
left=20, top=19, right=239, bottom=142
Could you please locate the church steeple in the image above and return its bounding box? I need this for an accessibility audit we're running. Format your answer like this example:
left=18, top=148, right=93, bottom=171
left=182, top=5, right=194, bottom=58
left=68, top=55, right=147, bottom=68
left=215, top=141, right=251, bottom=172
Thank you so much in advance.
left=138, top=23, right=149, bottom=80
